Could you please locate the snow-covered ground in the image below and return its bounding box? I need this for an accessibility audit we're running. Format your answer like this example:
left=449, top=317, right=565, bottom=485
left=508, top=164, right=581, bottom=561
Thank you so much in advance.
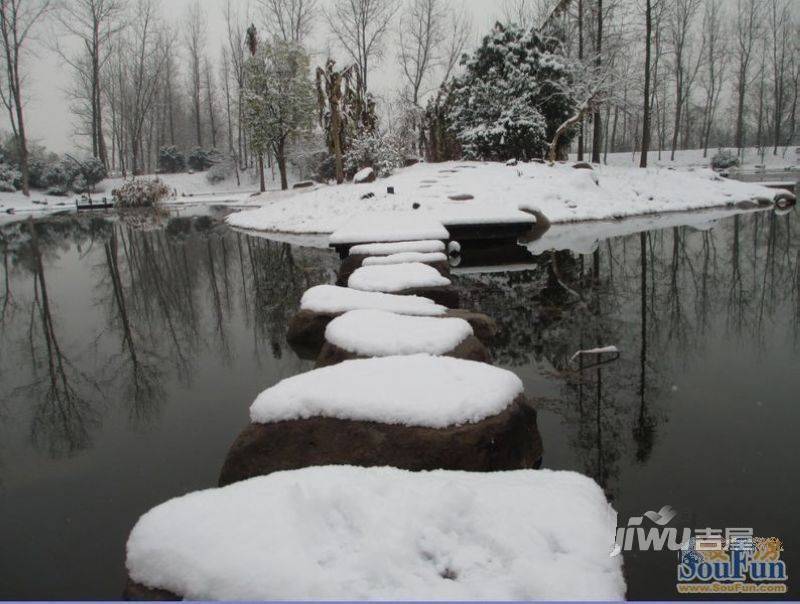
left=589, top=146, right=800, bottom=172
left=250, top=354, right=522, bottom=428
left=126, top=466, right=624, bottom=600
left=225, top=160, right=791, bottom=237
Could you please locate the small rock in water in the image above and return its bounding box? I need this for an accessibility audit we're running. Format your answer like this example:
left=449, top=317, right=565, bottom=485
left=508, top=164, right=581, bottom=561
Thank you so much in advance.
left=412, top=202, right=421, bottom=209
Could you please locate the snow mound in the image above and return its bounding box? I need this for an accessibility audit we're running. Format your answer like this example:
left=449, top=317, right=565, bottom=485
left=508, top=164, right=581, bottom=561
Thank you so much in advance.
left=350, top=239, right=446, bottom=255
left=363, top=251, right=448, bottom=266
left=250, top=354, right=523, bottom=428
left=353, top=167, right=374, bottom=183
left=330, top=211, right=449, bottom=245
left=300, top=285, right=446, bottom=316
left=325, top=309, right=473, bottom=356
left=348, top=262, right=451, bottom=292
left=126, top=466, right=625, bottom=600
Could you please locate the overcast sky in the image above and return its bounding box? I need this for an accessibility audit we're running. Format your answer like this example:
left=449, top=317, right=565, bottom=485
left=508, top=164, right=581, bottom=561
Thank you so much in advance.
left=12, top=0, right=508, bottom=154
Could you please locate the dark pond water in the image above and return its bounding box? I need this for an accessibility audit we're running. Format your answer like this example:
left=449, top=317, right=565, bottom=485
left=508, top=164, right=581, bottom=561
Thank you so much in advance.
left=0, top=207, right=797, bottom=600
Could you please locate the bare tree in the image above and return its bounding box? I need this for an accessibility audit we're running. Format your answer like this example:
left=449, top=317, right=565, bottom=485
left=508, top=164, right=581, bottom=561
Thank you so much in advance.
left=733, top=0, right=763, bottom=153
left=0, top=0, right=53, bottom=195
left=185, top=0, right=206, bottom=147
left=225, top=0, right=250, bottom=167
left=325, top=0, right=398, bottom=96
left=768, top=0, right=790, bottom=153
left=259, top=0, right=316, bottom=44
left=640, top=0, right=653, bottom=167
left=204, top=55, right=218, bottom=149
left=53, top=0, right=124, bottom=168
left=107, top=0, right=168, bottom=174
left=398, top=0, right=444, bottom=106
left=699, top=0, right=727, bottom=157
left=667, top=0, right=704, bottom=160
left=438, top=6, right=471, bottom=85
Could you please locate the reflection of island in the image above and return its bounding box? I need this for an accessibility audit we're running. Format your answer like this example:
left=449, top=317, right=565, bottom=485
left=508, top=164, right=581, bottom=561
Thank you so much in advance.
left=0, top=214, right=338, bottom=460
left=454, top=209, right=799, bottom=498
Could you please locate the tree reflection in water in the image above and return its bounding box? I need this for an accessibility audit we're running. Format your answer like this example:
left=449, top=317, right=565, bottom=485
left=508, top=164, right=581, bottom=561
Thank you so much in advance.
left=455, top=208, right=798, bottom=499
left=0, top=213, right=336, bottom=460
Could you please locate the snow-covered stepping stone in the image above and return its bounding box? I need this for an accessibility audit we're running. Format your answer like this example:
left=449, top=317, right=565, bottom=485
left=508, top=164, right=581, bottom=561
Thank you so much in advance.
left=317, top=309, right=489, bottom=367
left=126, top=466, right=624, bottom=601
left=218, top=354, right=541, bottom=485
left=330, top=212, right=449, bottom=256
left=349, top=239, right=446, bottom=255
left=348, top=262, right=459, bottom=308
left=287, top=285, right=446, bottom=353
left=337, top=250, right=450, bottom=286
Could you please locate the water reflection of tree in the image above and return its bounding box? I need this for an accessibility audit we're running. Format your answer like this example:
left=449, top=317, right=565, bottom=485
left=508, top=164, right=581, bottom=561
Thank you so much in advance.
left=0, top=214, right=338, bottom=461
left=20, top=220, right=102, bottom=458
left=454, top=209, right=799, bottom=499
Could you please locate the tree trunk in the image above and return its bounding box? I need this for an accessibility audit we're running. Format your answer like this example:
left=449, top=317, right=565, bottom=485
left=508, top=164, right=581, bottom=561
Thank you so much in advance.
left=258, top=155, right=265, bottom=192
left=591, top=0, right=603, bottom=164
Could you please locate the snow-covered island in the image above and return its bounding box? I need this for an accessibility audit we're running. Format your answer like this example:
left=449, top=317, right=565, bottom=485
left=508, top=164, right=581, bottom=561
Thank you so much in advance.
left=225, top=160, right=793, bottom=237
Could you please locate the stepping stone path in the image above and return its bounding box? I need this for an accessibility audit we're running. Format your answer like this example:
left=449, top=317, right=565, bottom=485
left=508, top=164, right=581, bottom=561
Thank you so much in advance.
left=124, top=227, right=625, bottom=601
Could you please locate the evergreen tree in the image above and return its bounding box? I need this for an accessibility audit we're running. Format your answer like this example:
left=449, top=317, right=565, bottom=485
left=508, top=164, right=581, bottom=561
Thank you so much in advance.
left=448, top=23, right=577, bottom=161
left=244, top=39, right=316, bottom=190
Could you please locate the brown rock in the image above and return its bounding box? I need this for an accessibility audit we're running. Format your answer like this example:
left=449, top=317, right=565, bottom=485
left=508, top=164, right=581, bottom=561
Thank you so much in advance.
left=393, top=285, right=459, bottom=308
left=219, top=395, right=543, bottom=486
left=316, top=334, right=491, bottom=368
left=287, top=308, right=339, bottom=350
left=123, top=578, right=179, bottom=601
left=448, top=194, right=474, bottom=201
left=573, top=162, right=594, bottom=170
left=292, top=180, right=315, bottom=189
left=444, top=309, right=498, bottom=343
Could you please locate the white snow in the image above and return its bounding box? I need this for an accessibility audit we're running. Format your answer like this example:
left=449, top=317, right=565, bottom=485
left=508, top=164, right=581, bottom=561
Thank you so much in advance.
left=591, top=145, right=799, bottom=171
left=350, top=239, right=446, bottom=255
left=325, top=309, right=473, bottom=356
left=223, top=160, right=790, bottom=236
left=300, top=285, right=447, bottom=316
left=329, top=211, right=449, bottom=245
left=570, top=346, right=619, bottom=362
left=250, top=354, right=523, bottom=428
left=126, top=466, right=625, bottom=601
left=348, top=262, right=451, bottom=292
left=353, top=167, right=374, bottom=183
left=363, top=251, right=448, bottom=266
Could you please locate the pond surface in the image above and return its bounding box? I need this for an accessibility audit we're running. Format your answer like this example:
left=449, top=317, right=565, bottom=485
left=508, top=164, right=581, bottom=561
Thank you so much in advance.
left=0, top=208, right=797, bottom=599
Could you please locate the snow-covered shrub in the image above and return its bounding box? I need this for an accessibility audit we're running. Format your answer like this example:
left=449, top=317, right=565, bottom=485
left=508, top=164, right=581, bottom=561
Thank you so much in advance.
left=158, top=146, right=186, bottom=173
left=206, top=153, right=235, bottom=184
left=28, top=159, right=47, bottom=189
left=78, top=157, right=107, bottom=192
left=448, top=23, right=577, bottom=161
left=711, top=150, right=739, bottom=171
left=0, top=179, right=16, bottom=192
left=187, top=148, right=214, bottom=172
left=112, top=178, right=171, bottom=208
left=43, top=160, right=80, bottom=190
left=0, top=163, right=21, bottom=190
left=46, top=186, right=69, bottom=197
left=344, top=132, right=404, bottom=179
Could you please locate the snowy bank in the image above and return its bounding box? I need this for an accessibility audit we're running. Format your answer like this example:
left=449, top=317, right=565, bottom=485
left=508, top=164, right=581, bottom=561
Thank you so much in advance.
left=250, top=354, right=523, bottom=428
left=126, top=466, right=624, bottom=600
left=224, top=160, right=791, bottom=236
